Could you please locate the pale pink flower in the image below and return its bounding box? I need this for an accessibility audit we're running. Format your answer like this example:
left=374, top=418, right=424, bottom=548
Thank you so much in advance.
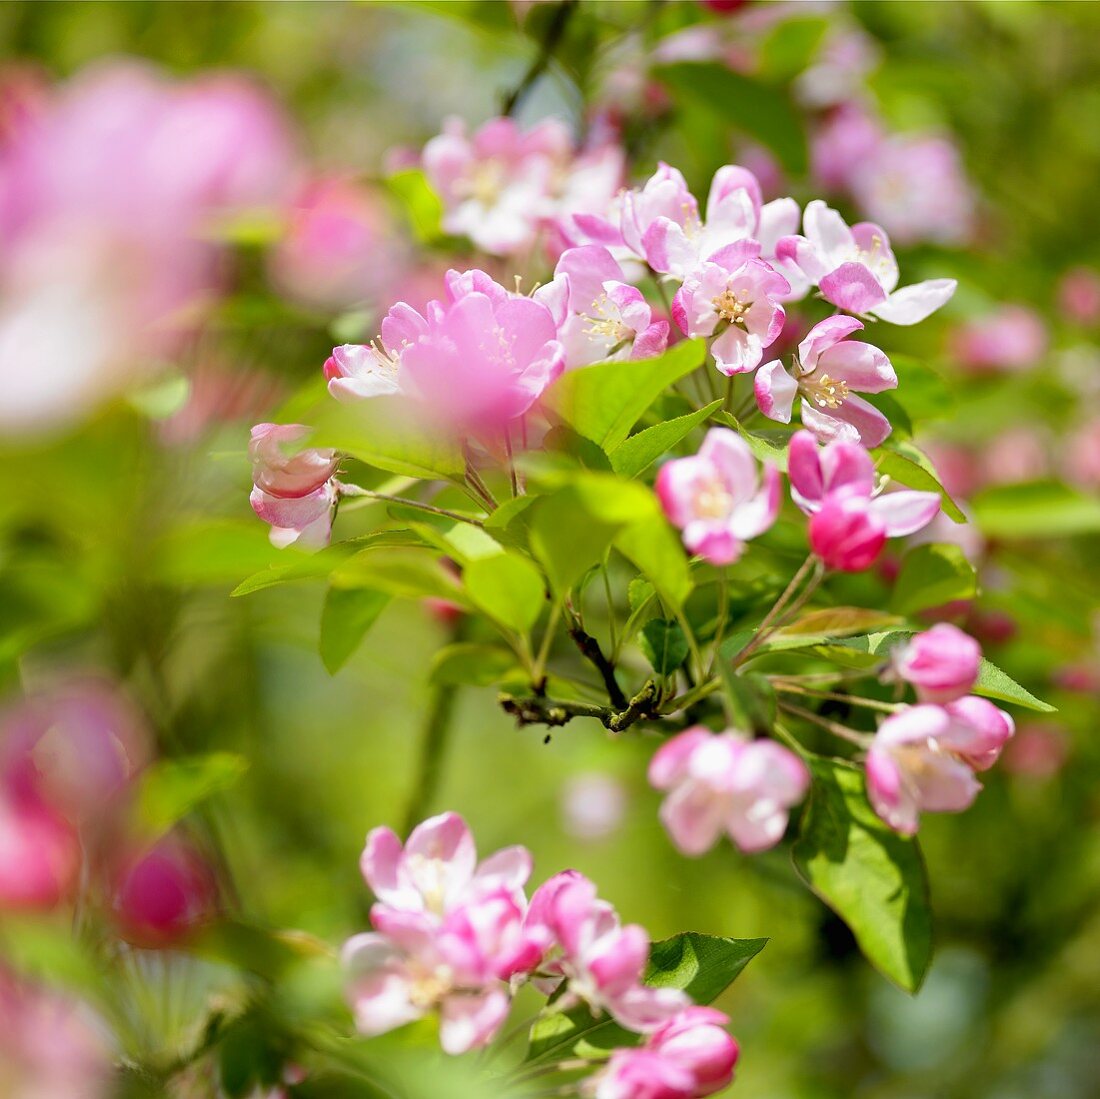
left=794, top=25, right=880, bottom=108
left=525, top=871, right=687, bottom=1032
left=360, top=811, right=532, bottom=922
left=248, top=422, right=339, bottom=549
left=422, top=116, right=568, bottom=255
left=891, top=624, right=981, bottom=703
left=776, top=200, right=956, bottom=323
left=1065, top=418, right=1100, bottom=489
left=561, top=772, right=627, bottom=840
left=655, top=428, right=780, bottom=566
left=671, top=255, right=790, bottom=374
left=939, top=696, right=1015, bottom=773
left=786, top=429, right=940, bottom=538
left=865, top=705, right=983, bottom=834
left=951, top=306, right=1047, bottom=373
left=323, top=302, right=422, bottom=402
left=982, top=426, right=1049, bottom=485
left=811, top=103, right=884, bottom=192
left=552, top=245, right=669, bottom=367
left=648, top=727, right=808, bottom=856
left=755, top=316, right=898, bottom=446
left=1002, top=724, right=1067, bottom=779
left=1058, top=266, right=1100, bottom=325
left=849, top=134, right=974, bottom=247
left=594, top=1007, right=739, bottom=1099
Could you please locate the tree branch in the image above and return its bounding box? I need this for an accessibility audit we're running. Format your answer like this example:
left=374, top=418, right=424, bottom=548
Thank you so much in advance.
left=500, top=680, right=661, bottom=733
left=568, top=621, right=628, bottom=709
left=502, top=0, right=578, bottom=117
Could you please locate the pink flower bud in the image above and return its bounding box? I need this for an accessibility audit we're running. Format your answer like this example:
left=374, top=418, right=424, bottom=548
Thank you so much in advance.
left=808, top=487, right=886, bottom=571
left=940, top=696, right=1014, bottom=772
left=892, top=624, right=981, bottom=703
left=248, top=422, right=337, bottom=498
left=111, top=836, right=216, bottom=947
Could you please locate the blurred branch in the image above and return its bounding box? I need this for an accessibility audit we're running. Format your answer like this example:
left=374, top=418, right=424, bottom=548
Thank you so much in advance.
left=501, top=679, right=660, bottom=732
left=502, top=0, right=578, bottom=116
left=402, top=682, right=460, bottom=834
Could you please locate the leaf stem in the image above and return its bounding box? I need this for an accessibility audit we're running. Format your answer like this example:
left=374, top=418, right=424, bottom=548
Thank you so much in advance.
left=777, top=700, right=873, bottom=748
left=772, top=682, right=900, bottom=714
left=732, top=555, right=822, bottom=667
left=338, top=484, right=485, bottom=526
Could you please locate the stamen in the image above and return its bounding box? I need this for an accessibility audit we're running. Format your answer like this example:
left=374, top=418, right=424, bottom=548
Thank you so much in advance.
left=799, top=372, right=849, bottom=409
left=712, top=288, right=750, bottom=326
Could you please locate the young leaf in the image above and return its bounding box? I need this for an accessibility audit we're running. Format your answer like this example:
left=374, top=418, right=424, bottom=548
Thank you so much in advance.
left=615, top=516, right=693, bottom=610
left=463, top=552, right=546, bottom=633
left=640, top=619, right=689, bottom=675
left=793, top=756, right=932, bottom=993
left=889, top=543, right=977, bottom=616
left=429, top=643, right=519, bottom=687
left=610, top=400, right=722, bottom=478
left=971, top=480, right=1100, bottom=538
left=718, top=412, right=792, bottom=470
left=331, top=547, right=467, bottom=603
left=873, top=443, right=966, bottom=523
left=779, top=607, right=905, bottom=638
left=385, top=168, right=446, bottom=244
left=526, top=934, right=766, bottom=1065
left=544, top=339, right=706, bottom=452
left=320, top=587, right=390, bottom=673
left=975, top=657, right=1056, bottom=713
left=137, top=753, right=249, bottom=839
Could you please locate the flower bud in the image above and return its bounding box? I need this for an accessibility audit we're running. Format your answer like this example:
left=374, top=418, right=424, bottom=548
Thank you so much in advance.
left=808, top=487, right=886, bottom=571
left=941, top=695, right=1015, bottom=772
left=892, top=623, right=981, bottom=703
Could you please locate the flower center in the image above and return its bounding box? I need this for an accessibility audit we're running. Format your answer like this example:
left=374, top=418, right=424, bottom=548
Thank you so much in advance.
left=694, top=479, right=734, bottom=519
left=583, top=294, right=632, bottom=345
left=368, top=339, right=402, bottom=374
left=799, top=372, right=849, bottom=409
left=407, top=963, right=453, bottom=1009
left=405, top=853, right=450, bottom=914
left=712, top=288, right=750, bottom=326
left=459, top=159, right=506, bottom=207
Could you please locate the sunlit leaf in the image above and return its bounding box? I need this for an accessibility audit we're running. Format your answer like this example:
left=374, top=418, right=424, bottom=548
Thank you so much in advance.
left=137, top=753, right=249, bottom=838
left=889, top=543, right=977, bottom=615
left=610, top=400, right=722, bottom=478
left=320, top=587, right=390, bottom=673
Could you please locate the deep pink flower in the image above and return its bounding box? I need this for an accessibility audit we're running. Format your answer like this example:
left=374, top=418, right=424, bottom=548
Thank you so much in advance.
left=525, top=872, right=687, bottom=1032
left=807, top=487, right=887, bottom=572
left=552, top=246, right=669, bottom=367
left=776, top=200, right=956, bottom=324
left=865, top=705, right=983, bottom=834
left=892, top=624, right=981, bottom=703
left=755, top=316, right=898, bottom=445
left=786, top=430, right=940, bottom=548
left=648, top=727, right=809, bottom=855
left=672, top=255, right=790, bottom=374
left=0, top=790, right=78, bottom=910
left=361, top=811, right=532, bottom=922
left=951, top=306, right=1048, bottom=373
left=656, top=428, right=780, bottom=565
left=248, top=422, right=338, bottom=548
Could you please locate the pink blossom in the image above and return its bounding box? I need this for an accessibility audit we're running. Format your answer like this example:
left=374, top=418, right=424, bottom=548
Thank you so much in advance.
left=1058, top=266, right=1100, bottom=325
left=593, top=1048, right=700, bottom=1099
left=939, top=696, right=1015, bottom=773
left=982, top=426, right=1049, bottom=485
left=1002, top=724, right=1067, bottom=779
left=269, top=175, right=409, bottom=310
left=656, top=428, right=780, bottom=565
left=111, top=835, right=216, bottom=947
left=248, top=422, right=339, bottom=549
left=776, top=200, right=956, bottom=324
left=1065, top=418, right=1100, bottom=489
left=794, top=25, right=880, bottom=108
left=0, top=790, right=78, bottom=910
left=552, top=246, right=669, bottom=367
left=360, top=810, right=532, bottom=922
left=755, top=316, right=898, bottom=446
left=648, top=726, right=809, bottom=855
left=422, top=116, right=569, bottom=255
left=786, top=429, right=940, bottom=541
left=811, top=103, right=884, bottom=191
left=561, top=772, right=627, bottom=840
left=951, top=306, right=1047, bottom=373
left=891, top=624, right=981, bottom=703
left=808, top=488, right=887, bottom=572
left=323, top=302, right=423, bottom=402
left=865, top=705, right=983, bottom=834
left=672, top=256, right=790, bottom=374
left=526, top=871, right=688, bottom=1031
left=849, top=135, right=974, bottom=247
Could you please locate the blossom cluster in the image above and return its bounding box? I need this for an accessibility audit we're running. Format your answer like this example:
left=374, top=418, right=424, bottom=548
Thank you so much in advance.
left=344, top=812, right=738, bottom=1097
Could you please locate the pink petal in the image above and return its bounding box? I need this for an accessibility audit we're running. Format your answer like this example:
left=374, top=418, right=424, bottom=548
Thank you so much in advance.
left=659, top=780, right=727, bottom=856
left=728, top=463, right=780, bottom=540
left=816, top=340, right=896, bottom=394
left=803, top=199, right=854, bottom=264
left=649, top=727, right=713, bottom=790
left=438, top=989, right=510, bottom=1054
left=754, top=359, right=797, bottom=423
left=796, top=315, right=865, bottom=372
left=870, top=279, right=957, bottom=325
left=819, top=262, right=889, bottom=314
left=801, top=393, right=893, bottom=448
left=870, top=490, right=941, bottom=537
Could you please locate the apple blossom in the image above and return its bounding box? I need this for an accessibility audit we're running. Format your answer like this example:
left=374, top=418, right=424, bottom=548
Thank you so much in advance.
left=755, top=316, right=898, bottom=445
left=0, top=790, right=79, bottom=910
left=951, top=306, right=1048, bottom=373
left=891, top=624, right=981, bottom=703
left=1058, top=266, right=1100, bottom=325
left=939, top=696, right=1015, bottom=773
left=648, top=726, right=809, bottom=856
left=865, top=705, right=983, bottom=834
left=672, top=254, right=790, bottom=374
left=807, top=487, right=888, bottom=572
left=776, top=200, right=956, bottom=323
left=655, top=428, right=780, bottom=566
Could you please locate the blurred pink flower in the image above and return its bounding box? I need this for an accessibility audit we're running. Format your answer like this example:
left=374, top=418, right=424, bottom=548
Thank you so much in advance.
left=777, top=201, right=956, bottom=324
left=891, top=624, right=981, bottom=704
left=1058, top=266, right=1100, bottom=325
left=811, top=103, right=884, bottom=191
left=1065, top=418, right=1100, bottom=488
left=951, top=306, right=1047, bottom=373
left=0, top=790, right=79, bottom=911
left=756, top=316, right=898, bottom=446
left=648, top=726, right=808, bottom=855
left=561, top=772, right=627, bottom=840
left=1002, top=723, right=1068, bottom=779
left=656, top=428, right=780, bottom=566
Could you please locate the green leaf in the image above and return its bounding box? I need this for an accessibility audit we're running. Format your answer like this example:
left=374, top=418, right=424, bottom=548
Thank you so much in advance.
left=544, top=340, right=706, bottom=452
left=889, top=543, right=977, bottom=616
left=610, top=400, right=722, bottom=478
left=975, top=657, right=1056, bottom=713
left=463, top=552, right=545, bottom=633
left=718, top=412, right=791, bottom=470
left=888, top=355, right=955, bottom=424
left=757, top=15, right=830, bottom=82
left=657, top=62, right=808, bottom=174
left=310, top=396, right=465, bottom=483
left=526, top=934, right=766, bottom=1064
left=779, top=606, right=905, bottom=639
left=874, top=443, right=966, bottom=523
left=137, top=753, right=249, bottom=838
left=331, top=547, right=467, bottom=603
left=793, top=756, right=932, bottom=993
left=971, top=480, right=1100, bottom=538
left=429, top=643, right=519, bottom=687
left=615, top=516, right=693, bottom=610
left=719, top=668, right=777, bottom=735
left=640, top=619, right=689, bottom=675
left=385, top=168, right=446, bottom=244
left=320, top=587, right=390, bottom=673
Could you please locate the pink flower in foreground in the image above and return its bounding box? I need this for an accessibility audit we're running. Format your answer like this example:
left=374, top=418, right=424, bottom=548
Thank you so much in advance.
left=776, top=200, right=956, bottom=323
left=648, top=727, right=809, bottom=856
left=656, top=428, right=780, bottom=565
left=0, top=791, right=78, bottom=910
left=951, top=306, right=1047, bottom=373
left=755, top=315, right=897, bottom=446
left=248, top=422, right=338, bottom=548
left=595, top=1007, right=739, bottom=1099
left=786, top=430, right=940, bottom=567
left=526, top=871, right=688, bottom=1032
left=361, top=810, right=532, bottom=922
left=552, top=245, right=669, bottom=368
left=866, top=704, right=992, bottom=834
left=672, top=253, right=790, bottom=374
left=891, top=624, right=981, bottom=703
left=939, top=696, right=1015, bottom=773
